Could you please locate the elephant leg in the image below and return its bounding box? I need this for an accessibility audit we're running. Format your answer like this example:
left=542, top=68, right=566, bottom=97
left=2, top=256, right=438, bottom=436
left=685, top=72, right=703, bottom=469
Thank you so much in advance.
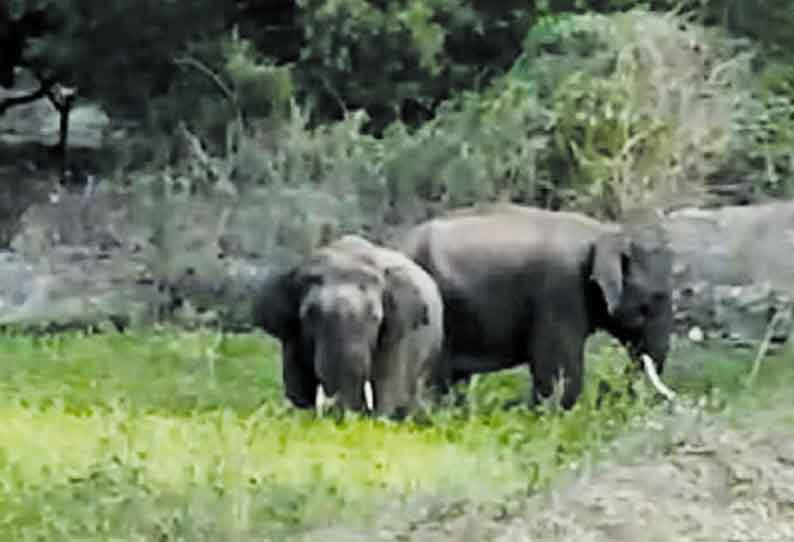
left=528, top=328, right=585, bottom=411
left=281, top=338, right=317, bottom=409
left=424, top=347, right=456, bottom=400
left=373, top=372, right=412, bottom=420
left=443, top=352, right=505, bottom=407
left=378, top=386, right=411, bottom=420
left=369, top=345, right=413, bottom=419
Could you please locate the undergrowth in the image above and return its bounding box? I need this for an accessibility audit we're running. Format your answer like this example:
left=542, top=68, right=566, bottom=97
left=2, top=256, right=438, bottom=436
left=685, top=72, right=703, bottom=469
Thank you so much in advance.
left=0, top=328, right=790, bottom=540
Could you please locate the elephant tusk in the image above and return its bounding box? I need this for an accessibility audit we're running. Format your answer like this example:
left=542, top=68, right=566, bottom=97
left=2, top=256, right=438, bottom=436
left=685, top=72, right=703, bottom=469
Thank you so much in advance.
left=641, top=354, right=677, bottom=401
left=364, top=380, right=374, bottom=412
left=315, top=384, right=327, bottom=416
left=315, top=383, right=337, bottom=416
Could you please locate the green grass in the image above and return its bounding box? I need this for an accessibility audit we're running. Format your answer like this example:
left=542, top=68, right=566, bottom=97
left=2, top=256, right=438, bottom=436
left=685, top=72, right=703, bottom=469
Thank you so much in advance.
left=0, top=328, right=791, bottom=540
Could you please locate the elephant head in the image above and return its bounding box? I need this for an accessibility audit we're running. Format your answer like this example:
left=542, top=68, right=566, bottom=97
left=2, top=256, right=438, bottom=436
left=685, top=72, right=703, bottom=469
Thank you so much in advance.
left=254, top=243, right=430, bottom=414
left=590, top=224, right=676, bottom=397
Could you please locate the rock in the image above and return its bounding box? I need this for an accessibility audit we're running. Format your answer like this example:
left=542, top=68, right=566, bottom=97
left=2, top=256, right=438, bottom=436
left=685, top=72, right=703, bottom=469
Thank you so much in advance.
left=664, top=201, right=794, bottom=289
left=664, top=200, right=794, bottom=348
left=687, top=326, right=704, bottom=343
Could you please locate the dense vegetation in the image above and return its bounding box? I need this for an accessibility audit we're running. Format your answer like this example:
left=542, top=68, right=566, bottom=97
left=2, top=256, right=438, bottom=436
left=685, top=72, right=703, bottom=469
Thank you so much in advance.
left=4, top=0, right=794, bottom=233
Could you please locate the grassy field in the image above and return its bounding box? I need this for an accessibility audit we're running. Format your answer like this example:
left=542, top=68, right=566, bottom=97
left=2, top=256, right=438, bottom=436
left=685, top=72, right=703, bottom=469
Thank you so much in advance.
left=0, top=327, right=791, bottom=540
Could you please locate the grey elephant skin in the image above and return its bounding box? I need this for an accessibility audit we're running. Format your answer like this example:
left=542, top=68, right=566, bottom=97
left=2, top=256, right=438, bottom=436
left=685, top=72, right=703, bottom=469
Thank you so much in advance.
left=252, top=234, right=444, bottom=418
left=399, top=203, right=675, bottom=409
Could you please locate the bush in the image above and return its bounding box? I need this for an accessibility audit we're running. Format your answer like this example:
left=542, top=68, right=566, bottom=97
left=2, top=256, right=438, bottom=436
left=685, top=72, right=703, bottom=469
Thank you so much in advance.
left=357, top=8, right=756, bottom=220
left=123, top=8, right=766, bottom=244
left=511, top=9, right=754, bottom=217
left=279, top=0, right=534, bottom=133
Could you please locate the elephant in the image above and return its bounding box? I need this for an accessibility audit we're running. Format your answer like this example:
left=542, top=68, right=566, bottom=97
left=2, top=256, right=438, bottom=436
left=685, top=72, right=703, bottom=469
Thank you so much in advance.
left=252, top=234, right=444, bottom=418
left=399, top=203, right=677, bottom=410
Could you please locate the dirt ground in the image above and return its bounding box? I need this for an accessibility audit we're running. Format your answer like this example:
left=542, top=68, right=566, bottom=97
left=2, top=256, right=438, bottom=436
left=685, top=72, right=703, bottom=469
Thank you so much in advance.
left=300, top=401, right=794, bottom=542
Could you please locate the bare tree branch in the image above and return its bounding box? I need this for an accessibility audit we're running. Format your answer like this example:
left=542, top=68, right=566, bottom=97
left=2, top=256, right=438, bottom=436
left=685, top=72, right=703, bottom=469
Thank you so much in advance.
left=173, top=55, right=237, bottom=107
left=0, top=77, right=55, bottom=115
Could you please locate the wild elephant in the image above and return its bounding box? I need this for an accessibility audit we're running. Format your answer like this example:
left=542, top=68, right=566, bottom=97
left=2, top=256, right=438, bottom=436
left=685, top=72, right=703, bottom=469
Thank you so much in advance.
left=252, top=234, right=444, bottom=418
left=399, top=203, right=676, bottom=410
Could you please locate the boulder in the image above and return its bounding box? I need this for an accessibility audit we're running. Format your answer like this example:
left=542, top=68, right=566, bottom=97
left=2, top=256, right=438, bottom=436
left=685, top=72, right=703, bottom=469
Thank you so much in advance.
left=665, top=201, right=794, bottom=348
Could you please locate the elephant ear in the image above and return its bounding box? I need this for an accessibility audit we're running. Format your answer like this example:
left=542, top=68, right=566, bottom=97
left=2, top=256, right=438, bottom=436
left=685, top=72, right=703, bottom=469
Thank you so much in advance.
left=380, top=265, right=429, bottom=347
left=590, top=232, right=631, bottom=316
left=252, top=267, right=302, bottom=339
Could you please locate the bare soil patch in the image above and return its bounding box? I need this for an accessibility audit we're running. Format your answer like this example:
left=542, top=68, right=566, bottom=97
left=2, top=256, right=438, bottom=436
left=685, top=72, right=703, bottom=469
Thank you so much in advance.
left=301, top=403, right=794, bottom=542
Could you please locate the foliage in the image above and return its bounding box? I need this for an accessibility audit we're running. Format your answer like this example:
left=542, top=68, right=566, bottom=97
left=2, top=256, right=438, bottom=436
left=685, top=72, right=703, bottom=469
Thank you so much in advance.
left=288, top=0, right=533, bottom=133
left=697, top=0, right=794, bottom=53
left=509, top=10, right=754, bottom=216
left=322, top=7, right=758, bottom=220
left=6, top=0, right=533, bottom=135
left=13, top=0, right=234, bottom=127
left=6, top=1, right=794, bottom=214
left=719, top=91, right=794, bottom=201
left=94, top=8, right=785, bottom=246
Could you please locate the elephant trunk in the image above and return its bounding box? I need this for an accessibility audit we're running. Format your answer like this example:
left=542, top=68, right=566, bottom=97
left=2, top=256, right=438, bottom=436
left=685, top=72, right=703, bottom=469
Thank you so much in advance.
left=315, top=380, right=374, bottom=415
left=313, top=333, right=375, bottom=415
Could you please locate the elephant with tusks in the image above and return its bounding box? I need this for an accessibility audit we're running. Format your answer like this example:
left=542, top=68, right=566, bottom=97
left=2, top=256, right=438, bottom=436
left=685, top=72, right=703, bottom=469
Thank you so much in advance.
left=400, top=203, right=677, bottom=410
left=253, top=235, right=444, bottom=419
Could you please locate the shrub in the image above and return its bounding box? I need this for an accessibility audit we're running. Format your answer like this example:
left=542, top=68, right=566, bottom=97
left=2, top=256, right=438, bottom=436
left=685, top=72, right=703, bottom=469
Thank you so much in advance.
left=285, top=0, right=534, bottom=133
left=41, top=8, right=791, bottom=285
left=358, top=8, right=756, bottom=220
left=510, top=9, right=753, bottom=217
